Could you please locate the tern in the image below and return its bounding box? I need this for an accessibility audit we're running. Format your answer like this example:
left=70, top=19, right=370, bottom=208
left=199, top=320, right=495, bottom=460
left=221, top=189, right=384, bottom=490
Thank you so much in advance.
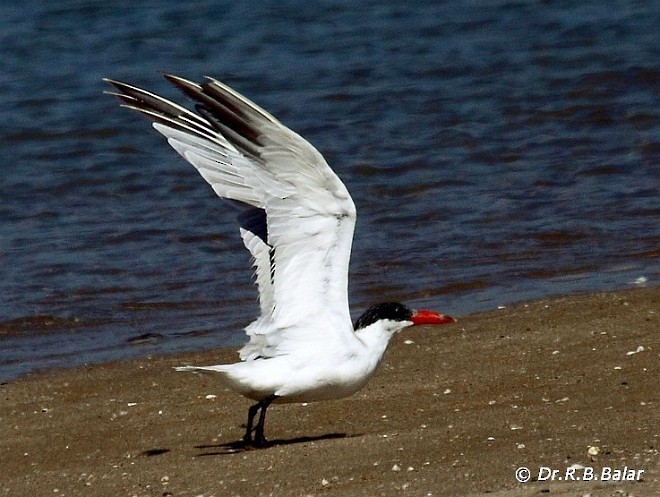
left=105, top=75, right=455, bottom=447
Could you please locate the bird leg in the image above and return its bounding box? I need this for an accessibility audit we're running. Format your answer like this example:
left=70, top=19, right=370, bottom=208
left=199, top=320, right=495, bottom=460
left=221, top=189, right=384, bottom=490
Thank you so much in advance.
left=243, top=395, right=277, bottom=447
left=243, top=403, right=261, bottom=445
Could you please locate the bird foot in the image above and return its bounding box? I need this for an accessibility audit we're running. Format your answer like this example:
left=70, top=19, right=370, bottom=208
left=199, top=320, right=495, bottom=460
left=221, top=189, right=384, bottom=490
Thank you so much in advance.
left=242, top=435, right=271, bottom=449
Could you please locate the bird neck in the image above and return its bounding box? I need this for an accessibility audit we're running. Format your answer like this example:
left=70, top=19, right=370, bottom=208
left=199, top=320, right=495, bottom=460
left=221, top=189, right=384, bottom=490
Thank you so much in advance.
left=354, top=320, right=410, bottom=366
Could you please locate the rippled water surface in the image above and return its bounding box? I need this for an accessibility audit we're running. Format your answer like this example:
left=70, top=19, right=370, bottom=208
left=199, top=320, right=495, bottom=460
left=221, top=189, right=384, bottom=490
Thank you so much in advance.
left=1, top=1, right=658, bottom=381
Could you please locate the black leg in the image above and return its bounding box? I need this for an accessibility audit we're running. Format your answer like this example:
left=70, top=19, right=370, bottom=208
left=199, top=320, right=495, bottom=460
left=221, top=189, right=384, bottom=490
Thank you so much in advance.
left=253, top=395, right=276, bottom=446
left=243, top=395, right=277, bottom=447
left=243, top=402, right=261, bottom=444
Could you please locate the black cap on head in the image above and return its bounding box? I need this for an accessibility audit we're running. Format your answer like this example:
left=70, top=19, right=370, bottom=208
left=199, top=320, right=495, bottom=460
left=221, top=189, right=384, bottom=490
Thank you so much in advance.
left=354, top=302, right=414, bottom=330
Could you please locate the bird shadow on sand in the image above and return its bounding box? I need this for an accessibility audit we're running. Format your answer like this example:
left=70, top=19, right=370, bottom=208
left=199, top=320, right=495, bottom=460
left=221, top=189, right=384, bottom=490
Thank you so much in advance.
left=193, top=432, right=357, bottom=455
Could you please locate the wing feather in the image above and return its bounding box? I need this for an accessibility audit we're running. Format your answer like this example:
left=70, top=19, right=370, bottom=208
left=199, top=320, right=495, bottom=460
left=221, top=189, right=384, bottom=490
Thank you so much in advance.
left=105, top=75, right=357, bottom=358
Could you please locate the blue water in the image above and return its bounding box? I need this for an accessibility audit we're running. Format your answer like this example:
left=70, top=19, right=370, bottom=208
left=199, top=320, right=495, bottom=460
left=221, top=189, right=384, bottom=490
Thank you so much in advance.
left=1, top=1, right=658, bottom=381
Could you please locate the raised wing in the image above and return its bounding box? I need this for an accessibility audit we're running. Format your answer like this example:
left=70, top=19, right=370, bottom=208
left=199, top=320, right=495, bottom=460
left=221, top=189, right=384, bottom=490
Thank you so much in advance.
left=104, top=75, right=357, bottom=358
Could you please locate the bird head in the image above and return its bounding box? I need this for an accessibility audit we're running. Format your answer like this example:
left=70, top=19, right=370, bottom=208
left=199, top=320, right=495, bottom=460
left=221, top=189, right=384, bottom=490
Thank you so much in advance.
left=354, top=302, right=455, bottom=331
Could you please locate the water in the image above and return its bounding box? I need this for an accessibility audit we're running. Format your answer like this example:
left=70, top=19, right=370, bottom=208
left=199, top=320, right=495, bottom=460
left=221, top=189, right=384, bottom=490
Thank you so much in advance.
left=0, top=0, right=658, bottom=381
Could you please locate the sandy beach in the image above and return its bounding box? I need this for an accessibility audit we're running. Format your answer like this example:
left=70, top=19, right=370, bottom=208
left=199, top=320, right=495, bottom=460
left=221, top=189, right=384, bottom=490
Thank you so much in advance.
left=1, top=287, right=658, bottom=496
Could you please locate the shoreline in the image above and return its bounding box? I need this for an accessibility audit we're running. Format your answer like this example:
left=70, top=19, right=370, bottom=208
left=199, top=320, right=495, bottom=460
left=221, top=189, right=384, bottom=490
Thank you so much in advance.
left=1, top=287, right=658, bottom=496
left=1, top=281, right=653, bottom=384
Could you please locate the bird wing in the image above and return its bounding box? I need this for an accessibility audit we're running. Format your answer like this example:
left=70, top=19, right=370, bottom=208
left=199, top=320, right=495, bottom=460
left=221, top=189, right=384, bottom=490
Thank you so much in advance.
left=104, top=75, right=357, bottom=359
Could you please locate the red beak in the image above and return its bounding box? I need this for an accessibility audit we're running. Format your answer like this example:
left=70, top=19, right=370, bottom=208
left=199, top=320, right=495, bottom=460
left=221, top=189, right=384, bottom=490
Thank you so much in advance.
left=410, top=309, right=456, bottom=326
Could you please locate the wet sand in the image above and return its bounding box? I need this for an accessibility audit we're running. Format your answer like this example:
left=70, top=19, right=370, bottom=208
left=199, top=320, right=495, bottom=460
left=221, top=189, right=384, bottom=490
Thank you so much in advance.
left=1, top=287, right=658, bottom=496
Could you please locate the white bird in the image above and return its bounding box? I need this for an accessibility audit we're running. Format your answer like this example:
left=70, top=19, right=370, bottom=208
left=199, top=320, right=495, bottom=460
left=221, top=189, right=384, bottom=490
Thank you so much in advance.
left=104, top=75, right=455, bottom=447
